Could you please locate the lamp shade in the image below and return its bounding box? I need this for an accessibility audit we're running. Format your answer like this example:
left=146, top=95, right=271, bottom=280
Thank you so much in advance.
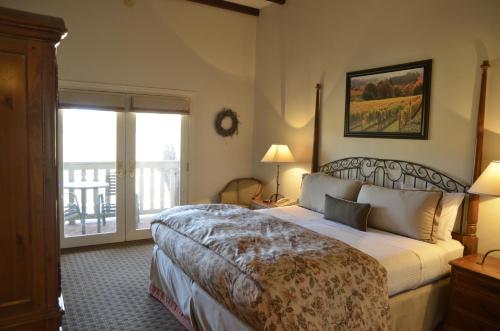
left=261, top=144, right=295, bottom=163
left=468, top=161, right=500, bottom=196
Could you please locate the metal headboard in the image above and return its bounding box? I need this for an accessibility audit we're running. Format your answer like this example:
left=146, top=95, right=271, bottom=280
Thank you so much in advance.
left=318, top=157, right=468, bottom=193
left=317, top=157, right=470, bottom=233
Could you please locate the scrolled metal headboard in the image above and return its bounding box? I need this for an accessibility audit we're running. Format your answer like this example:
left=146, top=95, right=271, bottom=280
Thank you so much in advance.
left=318, top=157, right=468, bottom=193
left=318, top=157, right=472, bottom=248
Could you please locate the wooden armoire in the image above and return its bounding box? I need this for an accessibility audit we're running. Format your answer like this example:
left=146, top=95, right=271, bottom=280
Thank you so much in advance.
left=0, top=7, right=66, bottom=330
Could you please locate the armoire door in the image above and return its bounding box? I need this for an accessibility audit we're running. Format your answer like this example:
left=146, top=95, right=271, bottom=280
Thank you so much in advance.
left=0, top=7, right=66, bottom=330
left=0, top=34, right=60, bottom=330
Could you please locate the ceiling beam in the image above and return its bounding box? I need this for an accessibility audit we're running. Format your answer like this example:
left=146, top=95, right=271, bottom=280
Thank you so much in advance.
left=265, top=0, right=286, bottom=4
left=186, top=0, right=260, bottom=16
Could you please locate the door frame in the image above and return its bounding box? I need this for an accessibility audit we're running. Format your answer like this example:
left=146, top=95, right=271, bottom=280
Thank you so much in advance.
left=58, top=81, right=192, bottom=248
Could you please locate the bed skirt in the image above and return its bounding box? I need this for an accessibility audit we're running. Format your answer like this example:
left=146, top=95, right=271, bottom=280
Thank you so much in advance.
left=149, top=245, right=450, bottom=331
left=149, top=284, right=193, bottom=331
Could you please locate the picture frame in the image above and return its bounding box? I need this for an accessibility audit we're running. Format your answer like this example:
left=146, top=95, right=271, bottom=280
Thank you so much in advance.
left=344, top=59, right=432, bottom=139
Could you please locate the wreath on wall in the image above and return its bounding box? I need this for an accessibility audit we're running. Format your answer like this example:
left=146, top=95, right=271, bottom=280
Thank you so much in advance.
left=215, top=108, right=239, bottom=137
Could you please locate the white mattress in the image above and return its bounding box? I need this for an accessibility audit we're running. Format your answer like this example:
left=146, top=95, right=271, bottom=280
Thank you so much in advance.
left=258, top=205, right=464, bottom=296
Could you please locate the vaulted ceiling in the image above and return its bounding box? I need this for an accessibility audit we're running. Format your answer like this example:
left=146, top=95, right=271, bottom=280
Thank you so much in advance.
left=187, top=0, right=285, bottom=16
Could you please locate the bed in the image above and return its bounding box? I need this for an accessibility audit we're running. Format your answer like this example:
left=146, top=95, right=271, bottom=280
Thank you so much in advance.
left=149, top=157, right=474, bottom=331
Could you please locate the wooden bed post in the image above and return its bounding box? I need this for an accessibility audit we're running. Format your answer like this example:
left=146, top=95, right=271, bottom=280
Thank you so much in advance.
left=311, top=84, right=322, bottom=173
left=455, top=60, right=489, bottom=255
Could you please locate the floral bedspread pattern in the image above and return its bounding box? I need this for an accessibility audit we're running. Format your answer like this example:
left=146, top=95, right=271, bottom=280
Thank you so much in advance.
left=152, top=204, right=390, bottom=331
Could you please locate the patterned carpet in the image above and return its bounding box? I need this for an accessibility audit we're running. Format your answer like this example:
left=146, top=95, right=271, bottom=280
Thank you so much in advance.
left=61, top=242, right=186, bottom=331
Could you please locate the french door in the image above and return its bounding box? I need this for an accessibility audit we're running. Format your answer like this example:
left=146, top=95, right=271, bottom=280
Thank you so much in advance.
left=59, top=108, right=188, bottom=248
left=125, top=112, right=185, bottom=241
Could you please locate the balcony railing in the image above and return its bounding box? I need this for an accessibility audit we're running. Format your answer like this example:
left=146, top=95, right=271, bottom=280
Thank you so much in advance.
left=63, top=161, right=180, bottom=218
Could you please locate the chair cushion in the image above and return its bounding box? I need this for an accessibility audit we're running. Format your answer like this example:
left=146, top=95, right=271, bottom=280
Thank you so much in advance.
left=220, top=178, right=262, bottom=207
left=220, top=185, right=239, bottom=205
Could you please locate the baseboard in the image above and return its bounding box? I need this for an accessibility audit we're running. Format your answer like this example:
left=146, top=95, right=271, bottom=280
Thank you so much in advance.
left=61, top=238, right=154, bottom=254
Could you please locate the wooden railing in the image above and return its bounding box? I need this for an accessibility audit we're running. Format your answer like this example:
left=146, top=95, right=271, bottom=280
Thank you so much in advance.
left=63, top=161, right=180, bottom=218
left=135, top=161, right=180, bottom=213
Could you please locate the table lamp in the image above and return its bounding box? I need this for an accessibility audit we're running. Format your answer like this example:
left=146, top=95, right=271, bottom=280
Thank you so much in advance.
left=468, top=161, right=500, bottom=264
left=261, top=144, right=295, bottom=202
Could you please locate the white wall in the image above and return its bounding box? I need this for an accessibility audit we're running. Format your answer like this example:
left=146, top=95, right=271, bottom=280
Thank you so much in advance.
left=3, top=0, right=499, bottom=253
left=0, top=0, right=257, bottom=203
left=253, top=0, right=500, bottom=253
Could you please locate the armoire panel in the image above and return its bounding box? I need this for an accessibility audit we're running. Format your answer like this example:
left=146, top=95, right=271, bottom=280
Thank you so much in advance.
left=0, top=47, right=34, bottom=313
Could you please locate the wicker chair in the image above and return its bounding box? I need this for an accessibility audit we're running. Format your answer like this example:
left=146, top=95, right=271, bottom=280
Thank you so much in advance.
left=218, top=177, right=263, bottom=208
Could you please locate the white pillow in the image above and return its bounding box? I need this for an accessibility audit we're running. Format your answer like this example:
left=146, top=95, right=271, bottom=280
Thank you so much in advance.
left=299, top=173, right=362, bottom=213
left=398, top=183, right=465, bottom=241
left=435, top=192, right=465, bottom=241
left=357, top=185, right=443, bottom=243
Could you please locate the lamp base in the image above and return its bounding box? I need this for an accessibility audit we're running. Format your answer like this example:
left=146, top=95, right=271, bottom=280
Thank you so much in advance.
left=269, top=193, right=284, bottom=203
left=477, top=249, right=500, bottom=265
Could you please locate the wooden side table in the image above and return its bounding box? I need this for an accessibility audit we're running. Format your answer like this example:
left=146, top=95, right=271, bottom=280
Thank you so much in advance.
left=445, top=254, right=500, bottom=331
left=250, top=198, right=277, bottom=210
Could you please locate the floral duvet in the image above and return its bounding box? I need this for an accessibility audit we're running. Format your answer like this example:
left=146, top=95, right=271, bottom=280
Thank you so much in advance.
left=151, top=204, right=390, bottom=331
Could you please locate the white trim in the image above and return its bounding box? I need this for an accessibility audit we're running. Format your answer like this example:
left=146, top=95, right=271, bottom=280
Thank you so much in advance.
left=125, top=111, right=143, bottom=241
left=59, top=80, right=195, bottom=102
left=57, top=108, right=64, bottom=246
left=180, top=116, right=190, bottom=205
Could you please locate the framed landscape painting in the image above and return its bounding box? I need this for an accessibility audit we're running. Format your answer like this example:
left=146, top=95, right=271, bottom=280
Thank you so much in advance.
left=345, top=60, right=432, bottom=139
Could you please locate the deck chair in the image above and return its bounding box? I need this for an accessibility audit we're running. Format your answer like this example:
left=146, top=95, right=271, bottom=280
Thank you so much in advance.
left=64, top=192, right=84, bottom=233
left=98, top=172, right=140, bottom=227
left=98, top=172, right=117, bottom=226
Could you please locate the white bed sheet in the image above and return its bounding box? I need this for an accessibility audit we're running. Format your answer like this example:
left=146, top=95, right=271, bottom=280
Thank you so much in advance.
left=258, top=205, right=464, bottom=296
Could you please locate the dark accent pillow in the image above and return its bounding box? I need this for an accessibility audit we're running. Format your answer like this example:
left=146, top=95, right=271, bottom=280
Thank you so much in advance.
left=324, top=194, right=371, bottom=231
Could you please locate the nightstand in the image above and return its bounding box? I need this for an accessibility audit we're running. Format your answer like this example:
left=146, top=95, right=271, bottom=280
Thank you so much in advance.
left=445, top=254, right=500, bottom=331
left=250, top=198, right=276, bottom=210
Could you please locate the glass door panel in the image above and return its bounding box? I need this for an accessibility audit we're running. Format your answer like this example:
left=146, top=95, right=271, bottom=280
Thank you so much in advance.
left=126, top=113, right=182, bottom=238
left=60, top=108, right=125, bottom=247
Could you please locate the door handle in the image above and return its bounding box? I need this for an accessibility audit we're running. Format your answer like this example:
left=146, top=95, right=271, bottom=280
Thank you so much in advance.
left=129, top=160, right=136, bottom=179
left=116, top=161, right=125, bottom=178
